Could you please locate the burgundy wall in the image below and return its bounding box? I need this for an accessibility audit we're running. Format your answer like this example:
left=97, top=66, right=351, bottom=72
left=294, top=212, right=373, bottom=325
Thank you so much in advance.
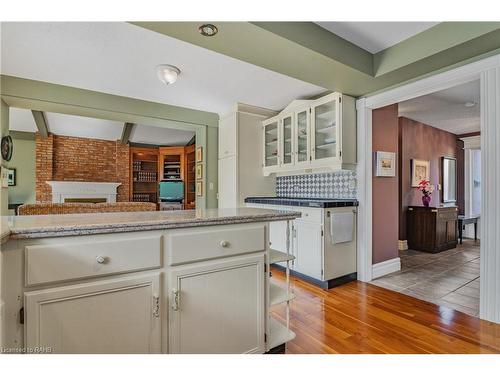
left=398, top=117, right=461, bottom=240
left=372, top=104, right=399, bottom=264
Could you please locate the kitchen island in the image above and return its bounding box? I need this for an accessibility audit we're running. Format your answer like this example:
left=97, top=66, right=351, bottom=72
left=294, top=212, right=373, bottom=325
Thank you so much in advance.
left=0, top=208, right=300, bottom=354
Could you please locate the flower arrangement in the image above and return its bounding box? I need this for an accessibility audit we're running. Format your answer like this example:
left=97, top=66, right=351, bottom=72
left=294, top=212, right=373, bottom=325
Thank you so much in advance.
left=417, top=180, right=434, bottom=207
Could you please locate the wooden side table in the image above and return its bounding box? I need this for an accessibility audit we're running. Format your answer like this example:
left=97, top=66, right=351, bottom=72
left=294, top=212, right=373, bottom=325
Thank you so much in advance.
left=457, top=215, right=479, bottom=244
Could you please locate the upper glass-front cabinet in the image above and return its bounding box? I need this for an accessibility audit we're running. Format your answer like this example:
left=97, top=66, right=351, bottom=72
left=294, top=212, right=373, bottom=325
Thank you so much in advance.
left=262, top=92, right=355, bottom=176
left=295, top=108, right=310, bottom=165
left=263, top=119, right=279, bottom=169
left=281, top=115, right=294, bottom=167
left=311, top=94, right=339, bottom=163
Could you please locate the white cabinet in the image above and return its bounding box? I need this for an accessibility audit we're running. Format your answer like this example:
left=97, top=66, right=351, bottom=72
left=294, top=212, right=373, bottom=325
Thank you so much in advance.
left=263, top=117, right=280, bottom=174
left=219, top=104, right=277, bottom=208
left=25, top=273, right=161, bottom=354
left=218, top=156, right=238, bottom=209
left=262, top=92, right=356, bottom=176
left=293, top=219, right=323, bottom=280
left=219, top=112, right=237, bottom=158
left=311, top=94, right=341, bottom=167
left=168, top=253, right=265, bottom=354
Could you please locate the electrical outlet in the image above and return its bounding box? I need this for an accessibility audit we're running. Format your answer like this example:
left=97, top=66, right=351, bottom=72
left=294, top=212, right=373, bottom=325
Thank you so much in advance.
left=209, top=182, right=214, bottom=190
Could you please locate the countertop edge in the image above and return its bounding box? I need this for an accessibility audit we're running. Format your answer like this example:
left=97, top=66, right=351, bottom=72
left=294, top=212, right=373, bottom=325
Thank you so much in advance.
left=4, top=212, right=301, bottom=241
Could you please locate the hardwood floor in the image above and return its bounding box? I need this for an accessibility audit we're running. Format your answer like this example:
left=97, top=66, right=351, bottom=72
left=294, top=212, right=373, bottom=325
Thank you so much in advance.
left=270, top=268, right=500, bottom=353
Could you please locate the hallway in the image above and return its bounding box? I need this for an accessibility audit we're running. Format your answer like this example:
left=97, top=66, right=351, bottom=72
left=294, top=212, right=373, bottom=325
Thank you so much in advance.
left=371, top=239, right=480, bottom=316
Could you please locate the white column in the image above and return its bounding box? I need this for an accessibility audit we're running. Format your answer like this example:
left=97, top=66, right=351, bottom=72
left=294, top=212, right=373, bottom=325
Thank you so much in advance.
left=356, top=99, right=373, bottom=282
left=480, top=67, right=500, bottom=323
left=461, top=136, right=481, bottom=238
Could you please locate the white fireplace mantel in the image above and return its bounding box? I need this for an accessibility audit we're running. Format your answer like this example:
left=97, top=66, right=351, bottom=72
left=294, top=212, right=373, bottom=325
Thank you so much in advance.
left=47, top=181, right=121, bottom=203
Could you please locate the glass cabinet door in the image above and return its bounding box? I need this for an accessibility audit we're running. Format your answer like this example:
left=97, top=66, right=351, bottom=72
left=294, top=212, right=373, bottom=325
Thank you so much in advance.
left=312, top=97, right=338, bottom=161
left=281, top=115, right=293, bottom=166
left=263, top=120, right=279, bottom=167
left=295, top=109, right=309, bottom=164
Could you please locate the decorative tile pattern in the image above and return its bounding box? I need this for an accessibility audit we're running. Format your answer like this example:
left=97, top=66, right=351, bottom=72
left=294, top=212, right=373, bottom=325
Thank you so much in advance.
left=276, top=171, right=357, bottom=199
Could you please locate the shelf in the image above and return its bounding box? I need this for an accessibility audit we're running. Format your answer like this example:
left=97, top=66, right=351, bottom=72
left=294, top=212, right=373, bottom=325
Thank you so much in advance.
left=315, top=109, right=335, bottom=120
left=266, top=155, right=278, bottom=159
left=267, top=317, right=296, bottom=350
left=316, top=142, right=336, bottom=150
left=269, top=281, right=295, bottom=306
left=269, top=249, right=295, bottom=264
left=265, top=128, right=278, bottom=135
left=266, top=140, right=278, bottom=146
left=316, top=124, right=336, bottom=134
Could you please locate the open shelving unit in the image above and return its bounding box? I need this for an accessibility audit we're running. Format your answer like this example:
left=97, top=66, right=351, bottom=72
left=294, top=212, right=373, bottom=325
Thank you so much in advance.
left=130, top=147, right=159, bottom=204
left=266, top=220, right=296, bottom=352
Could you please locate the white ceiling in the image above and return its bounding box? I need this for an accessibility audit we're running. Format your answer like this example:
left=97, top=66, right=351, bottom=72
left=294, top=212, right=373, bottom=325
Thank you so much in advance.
left=398, top=80, right=480, bottom=135
left=0, top=22, right=325, bottom=115
left=316, top=22, right=439, bottom=53
left=9, top=108, right=194, bottom=146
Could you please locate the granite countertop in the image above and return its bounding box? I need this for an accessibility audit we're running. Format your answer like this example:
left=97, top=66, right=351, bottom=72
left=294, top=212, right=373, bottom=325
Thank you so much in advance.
left=245, top=196, right=359, bottom=208
left=0, top=208, right=301, bottom=241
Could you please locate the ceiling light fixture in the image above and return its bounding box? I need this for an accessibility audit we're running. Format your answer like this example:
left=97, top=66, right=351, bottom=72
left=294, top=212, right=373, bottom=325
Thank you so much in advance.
left=156, top=64, right=181, bottom=85
left=464, top=101, right=477, bottom=107
left=198, top=24, right=218, bottom=37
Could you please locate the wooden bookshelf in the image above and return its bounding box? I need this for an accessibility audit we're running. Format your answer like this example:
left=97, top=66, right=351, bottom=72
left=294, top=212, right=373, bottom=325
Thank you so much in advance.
left=130, top=147, right=159, bottom=204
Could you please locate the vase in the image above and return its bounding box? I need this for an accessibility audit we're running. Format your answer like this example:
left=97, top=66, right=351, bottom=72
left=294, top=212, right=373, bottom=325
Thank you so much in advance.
left=422, top=195, right=431, bottom=207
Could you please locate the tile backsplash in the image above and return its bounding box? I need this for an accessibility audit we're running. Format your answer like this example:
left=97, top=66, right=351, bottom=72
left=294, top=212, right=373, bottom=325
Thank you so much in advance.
left=276, top=171, right=357, bottom=199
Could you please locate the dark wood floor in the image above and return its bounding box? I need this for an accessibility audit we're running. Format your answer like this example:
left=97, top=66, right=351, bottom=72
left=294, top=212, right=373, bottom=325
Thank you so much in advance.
left=270, top=268, right=500, bottom=353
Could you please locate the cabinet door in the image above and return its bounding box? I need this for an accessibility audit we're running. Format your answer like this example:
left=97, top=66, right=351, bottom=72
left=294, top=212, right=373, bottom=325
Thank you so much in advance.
left=269, top=220, right=290, bottom=253
left=295, top=108, right=310, bottom=166
left=169, top=254, right=265, bottom=354
left=25, top=273, right=161, bottom=354
left=280, top=114, right=294, bottom=167
left=263, top=118, right=279, bottom=170
left=294, top=219, right=323, bottom=280
left=219, top=113, right=237, bottom=158
left=311, top=94, right=340, bottom=165
left=218, top=156, right=238, bottom=208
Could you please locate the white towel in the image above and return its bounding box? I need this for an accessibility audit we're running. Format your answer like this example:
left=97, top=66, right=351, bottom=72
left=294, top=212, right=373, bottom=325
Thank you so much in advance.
left=330, top=212, right=354, bottom=244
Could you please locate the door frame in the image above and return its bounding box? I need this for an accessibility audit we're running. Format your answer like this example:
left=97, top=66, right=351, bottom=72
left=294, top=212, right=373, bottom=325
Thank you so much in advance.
left=356, top=53, right=500, bottom=323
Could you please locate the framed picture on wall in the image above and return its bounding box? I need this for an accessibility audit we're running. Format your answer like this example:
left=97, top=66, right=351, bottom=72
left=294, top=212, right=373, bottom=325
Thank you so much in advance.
left=411, top=159, right=430, bottom=187
left=7, top=168, right=16, bottom=186
left=375, top=151, right=396, bottom=177
left=196, top=147, right=203, bottom=162
left=195, top=164, right=203, bottom=180
left=196, top=181, right=203, bottom=197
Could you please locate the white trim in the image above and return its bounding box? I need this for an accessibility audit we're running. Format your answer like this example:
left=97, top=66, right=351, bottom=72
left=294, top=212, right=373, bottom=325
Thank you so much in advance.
left=461, top=135, right=481, bottom=149
left=356, top=53, right=500, bottom=323
left=372, top=258, right=401, bottom=279
left=356, top=98, right=373, bottom=282
left=480, top=67, right=500, bottom=323
left=47, top=181, right=121, bottom=203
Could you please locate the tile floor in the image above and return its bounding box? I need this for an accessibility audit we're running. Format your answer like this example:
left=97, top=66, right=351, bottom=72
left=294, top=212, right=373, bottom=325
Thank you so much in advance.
left=370, top=239, right=480, bottom=317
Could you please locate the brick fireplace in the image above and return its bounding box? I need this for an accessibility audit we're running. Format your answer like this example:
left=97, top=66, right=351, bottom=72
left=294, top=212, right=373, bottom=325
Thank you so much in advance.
left=35, top=133, right=130, bottom=202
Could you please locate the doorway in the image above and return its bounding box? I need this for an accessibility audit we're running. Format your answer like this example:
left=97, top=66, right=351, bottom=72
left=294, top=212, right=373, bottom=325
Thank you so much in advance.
left=355, top=54, right=500, bottom=323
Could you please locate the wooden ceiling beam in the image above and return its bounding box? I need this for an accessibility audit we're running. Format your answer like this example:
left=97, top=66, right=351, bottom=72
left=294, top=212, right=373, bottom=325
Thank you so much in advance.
left=31, top=110, right=49, bottom=138
left=120, top=122, right=135, bottom=144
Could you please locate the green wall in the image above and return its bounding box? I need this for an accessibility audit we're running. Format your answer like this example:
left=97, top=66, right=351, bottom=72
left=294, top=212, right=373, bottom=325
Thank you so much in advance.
left=8, top=136, right=36, bottom=205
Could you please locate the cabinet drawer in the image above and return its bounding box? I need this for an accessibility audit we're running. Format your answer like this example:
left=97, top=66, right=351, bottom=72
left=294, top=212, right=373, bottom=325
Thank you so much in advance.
left=25, top=236, right=162, bottom=286
left=297, top=207, right=323, bottom=223
left=166, top=224, right=266, bottom=265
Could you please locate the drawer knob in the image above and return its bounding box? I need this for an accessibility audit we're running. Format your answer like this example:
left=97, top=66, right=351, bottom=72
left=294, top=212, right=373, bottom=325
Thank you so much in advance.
left=219, top=240, right=230, bottom=248
left=96, top=255, right=107, bottom=264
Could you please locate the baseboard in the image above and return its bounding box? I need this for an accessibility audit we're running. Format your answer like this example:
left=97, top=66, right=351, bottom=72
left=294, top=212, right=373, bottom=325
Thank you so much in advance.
left=372, top=257, right=401, bottom=279
left=398, top=240, right=408, bottom=251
